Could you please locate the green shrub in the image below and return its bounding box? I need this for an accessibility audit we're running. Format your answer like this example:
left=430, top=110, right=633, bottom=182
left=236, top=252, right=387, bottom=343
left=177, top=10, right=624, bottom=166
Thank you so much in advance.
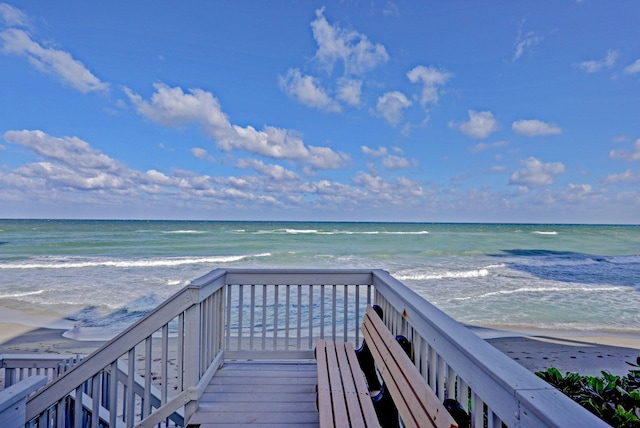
left=536, top=357, right=640, bottom=427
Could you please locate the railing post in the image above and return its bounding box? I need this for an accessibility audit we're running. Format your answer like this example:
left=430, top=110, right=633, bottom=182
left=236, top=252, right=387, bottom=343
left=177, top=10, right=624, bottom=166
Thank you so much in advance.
left=0, top=375, right=47, bottom=428
left=183, top=294, right=201, bottom=422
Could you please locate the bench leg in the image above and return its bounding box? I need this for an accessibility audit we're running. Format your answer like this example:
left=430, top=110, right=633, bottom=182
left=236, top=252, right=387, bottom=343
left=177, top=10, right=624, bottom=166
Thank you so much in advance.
left=372, top=384, right=399, bottom=428
left=356, top=341, right=381, bottom=391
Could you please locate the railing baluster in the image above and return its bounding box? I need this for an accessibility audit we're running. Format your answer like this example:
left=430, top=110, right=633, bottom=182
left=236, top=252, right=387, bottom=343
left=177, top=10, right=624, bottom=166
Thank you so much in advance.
left=459, top=378, right=470, bottom=415
left=109, top=360, right=118, bottom=428
left=437, top=355, right=446, bottom=399
left=428, top=345, right=437, bottom=390
left=237, top=284, right=244, bottom=351
left=91, top=373, right=100, bottom=427
left=331, top=284, right=337, bottom=340
left=73, top=384, right=82, bottom=428
left=177, top=312, right=184, bottom=392
left=202, top=296, right=209, bottom=370
left=261, top=284, right=267, bottom=350
left=320, top=285, right=325, bottom=339
left=297, top=284, right=302, bottom=349
left=473, top=391, right=484, bottom=428
left=285, top=284, right=291, bottom=349
left=225, top=284, right=232, bottom=350
left=355, top=284, right=360, bottom=346
left=250, top=284, right=256, bottom=350
left=160, top=324, right=169, bottom=406
left=343, top=285, right=348, bottom=342
left=308, top=284, right=314, bottom=348
left=273, top=284, right=279, bottom=349
left=143, top=337, right=152, bottom=419
left=447, top=365, right=456, bottom=400
left=126, top=348, right=135, bottom=428
left=56, top=397, right=65, bottom=428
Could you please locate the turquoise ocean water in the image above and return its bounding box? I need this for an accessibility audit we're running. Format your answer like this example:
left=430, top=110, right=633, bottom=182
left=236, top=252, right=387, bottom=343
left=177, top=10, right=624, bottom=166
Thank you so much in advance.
left=0, top=220, right=639, bottom=340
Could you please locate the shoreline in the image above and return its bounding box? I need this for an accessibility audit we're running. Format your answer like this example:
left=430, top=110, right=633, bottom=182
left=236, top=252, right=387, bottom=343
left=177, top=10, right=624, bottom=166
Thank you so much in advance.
left=1, top=320, right=638, bottom=379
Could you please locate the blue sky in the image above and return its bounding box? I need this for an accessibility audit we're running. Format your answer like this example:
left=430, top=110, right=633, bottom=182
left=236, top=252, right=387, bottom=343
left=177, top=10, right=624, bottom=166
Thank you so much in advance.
left=1, top=1, right=639, bottom=223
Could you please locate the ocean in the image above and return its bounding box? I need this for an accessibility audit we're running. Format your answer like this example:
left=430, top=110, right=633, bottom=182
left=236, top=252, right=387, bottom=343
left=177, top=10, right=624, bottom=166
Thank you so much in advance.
left=0, top=220, right=639, bottom=340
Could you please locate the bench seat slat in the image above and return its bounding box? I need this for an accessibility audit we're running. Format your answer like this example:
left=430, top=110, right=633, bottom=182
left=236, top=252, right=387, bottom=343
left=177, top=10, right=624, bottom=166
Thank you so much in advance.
left=343, top=342, right=380, bottom=428
left=326, top=339, right=350, bottom=425
left=335, top=342, right=366, bottom=428
left=362, top=306, right=457, bottom=428
left=316, top=339, right=336, bottom=427
left=316, top=339, right=380, bottom=428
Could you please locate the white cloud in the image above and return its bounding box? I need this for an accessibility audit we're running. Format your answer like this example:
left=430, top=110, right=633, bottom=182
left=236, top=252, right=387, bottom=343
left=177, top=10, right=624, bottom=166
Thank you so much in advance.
left=352, top=172, right=424, bottom=202
left=381, top=154, right=414, bottom=170
left=336, top=78, right=362, bottom=106
left=0, top=3, right=27, bottom=27
left=610, top=139, right=640, bottom=162
left=191, top=147, right=215, bottom=162
left=361, top=145, right=414, bottom=169
left=311, top=7, right=389, bottom=75
left=452, top=110, right=499, bottom=139
left=382, top=2, right=400, bottom=17
left=361, top=145, right=387, bottom=157
left=278, top=68, right=341, bottom=113
left=512, top=119, right=562, bottom=137
left=125, top=83, right=349, bottom=169
left=2, top=130, right=131, bottom=191
left=236, top=159, right=299, bottom=181
left=513, top=28, right=541, bottom=61
left=602, top=169, right=640, bottom=185
left=470, top=140, right=508, bottom=153
left=4, top=130, right=122, bottom=172
left=577, top=50, right=619, bottom=73
left=0, top=129, right=311, bottom=208
left=406, top=65, right=451, bottom=107
left=624, top=59, right=640, bottom=75
left=509, top=157, right=566, bottom=189
left=375, top=91, right=412, bottom=125
left=1, top=28, right=108, bottom=93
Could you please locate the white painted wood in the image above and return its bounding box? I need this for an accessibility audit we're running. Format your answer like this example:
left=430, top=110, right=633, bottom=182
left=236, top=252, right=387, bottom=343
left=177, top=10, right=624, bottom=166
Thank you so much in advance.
left=0, top=375, right=46, bottom=428
left=188, top=361, right=319, bottom=427
left=17, top=268, right=609, bottom=427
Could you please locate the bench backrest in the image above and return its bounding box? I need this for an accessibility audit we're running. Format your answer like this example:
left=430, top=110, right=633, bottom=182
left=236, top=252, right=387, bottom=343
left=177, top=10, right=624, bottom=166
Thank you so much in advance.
left=361, top=305, right=458, bottom=428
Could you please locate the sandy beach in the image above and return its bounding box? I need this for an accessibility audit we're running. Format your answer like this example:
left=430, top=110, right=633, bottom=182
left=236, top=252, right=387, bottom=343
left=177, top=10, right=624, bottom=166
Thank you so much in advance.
left=2, top=312, right=639, bottom=378
left=479, top=328, right=640, bottom=376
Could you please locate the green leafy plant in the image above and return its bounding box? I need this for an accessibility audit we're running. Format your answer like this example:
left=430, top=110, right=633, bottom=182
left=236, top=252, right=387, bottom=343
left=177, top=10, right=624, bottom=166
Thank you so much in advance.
left=536, top=356, right=640, bottom=427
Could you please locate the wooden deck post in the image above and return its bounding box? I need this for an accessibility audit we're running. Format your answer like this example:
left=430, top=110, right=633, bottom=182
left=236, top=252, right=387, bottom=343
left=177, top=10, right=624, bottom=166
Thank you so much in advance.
left=0, top=375, right=47, bottom=427
left=183, top=296, right=202, bottom=423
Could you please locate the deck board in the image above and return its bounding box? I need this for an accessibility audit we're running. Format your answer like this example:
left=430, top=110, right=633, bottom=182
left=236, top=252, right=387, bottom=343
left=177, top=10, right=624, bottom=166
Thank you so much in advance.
left=188, top=360, right=320, bottom=427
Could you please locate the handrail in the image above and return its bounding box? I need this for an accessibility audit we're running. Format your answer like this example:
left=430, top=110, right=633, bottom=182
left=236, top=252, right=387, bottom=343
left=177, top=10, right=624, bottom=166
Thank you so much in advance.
left=371, top=270, right=608, bottom=427
left=1, top=354, right=83, bottom=388
left=19, top=268, right=609, bottom=427
left=25, top=269, right=227, bottom=427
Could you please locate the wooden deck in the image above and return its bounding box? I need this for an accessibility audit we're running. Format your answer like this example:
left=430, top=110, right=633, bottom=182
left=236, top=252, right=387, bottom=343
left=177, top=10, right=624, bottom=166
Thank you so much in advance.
left=187, top=360, right=320, bottom=428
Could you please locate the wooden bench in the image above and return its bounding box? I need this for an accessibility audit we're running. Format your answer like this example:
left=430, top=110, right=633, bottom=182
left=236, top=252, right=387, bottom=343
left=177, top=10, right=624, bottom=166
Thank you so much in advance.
left=316, top=305, right=459, bottom=428
left=315, top=338, right=381, bottom=428
left=361, top=305, right=458, bottom=428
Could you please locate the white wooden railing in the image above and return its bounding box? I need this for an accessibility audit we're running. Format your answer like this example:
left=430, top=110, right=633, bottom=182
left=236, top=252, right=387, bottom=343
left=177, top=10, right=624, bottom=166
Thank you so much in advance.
left=2, top=354, right=84, bottom=388
left=12, top=269, right=606, bottom=427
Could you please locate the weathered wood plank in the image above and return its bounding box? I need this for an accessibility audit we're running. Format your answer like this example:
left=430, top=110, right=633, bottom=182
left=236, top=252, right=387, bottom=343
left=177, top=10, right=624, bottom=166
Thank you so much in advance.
left=344, top=342, right=379, bottom=428
left=362, top=306, right=457, bottom=428
left=315, top=339, right=380, bottom=428
left=190, top=361, right=320, bottom=427
left=315, top=340, right=335, bottom=428
left=335, top=342, right=365, bottom=428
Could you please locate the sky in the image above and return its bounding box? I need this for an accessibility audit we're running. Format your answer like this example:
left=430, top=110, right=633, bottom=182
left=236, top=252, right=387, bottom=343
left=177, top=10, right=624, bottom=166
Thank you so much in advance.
left=1, top=1, right=639, bottom=223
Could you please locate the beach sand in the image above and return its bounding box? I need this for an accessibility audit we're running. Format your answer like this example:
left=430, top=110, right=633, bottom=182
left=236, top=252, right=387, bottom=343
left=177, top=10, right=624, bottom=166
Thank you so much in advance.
left=2, top=320, right=639, bottom=378
left=472, top=326, right=640, bottom=376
